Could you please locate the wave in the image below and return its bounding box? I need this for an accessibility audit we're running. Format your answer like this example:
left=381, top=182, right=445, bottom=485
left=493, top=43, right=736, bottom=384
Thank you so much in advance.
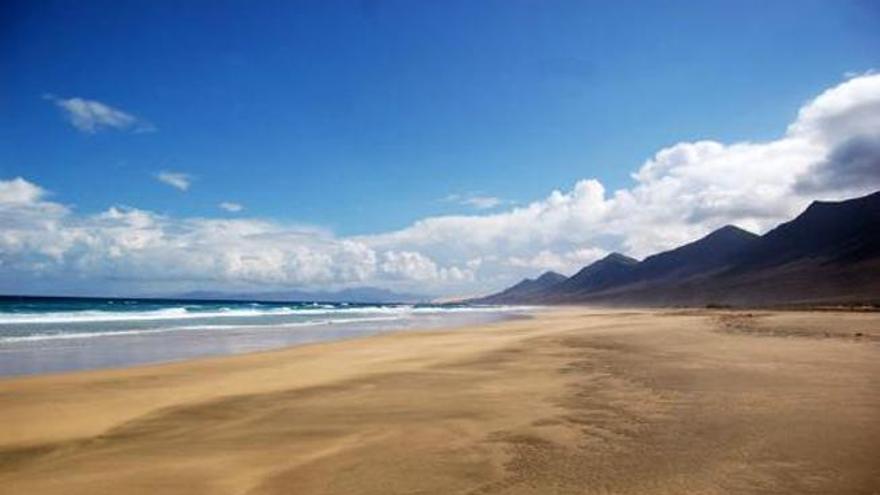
left=0, top=315, right=409, bottom=343
left=0, top=304, right=526, bottom=325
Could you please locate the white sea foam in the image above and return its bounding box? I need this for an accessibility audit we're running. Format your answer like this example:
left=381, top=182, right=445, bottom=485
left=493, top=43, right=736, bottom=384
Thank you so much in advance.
left=0, top=315, right=410, bottom=343
left=0, top=304, right=526, bottom=325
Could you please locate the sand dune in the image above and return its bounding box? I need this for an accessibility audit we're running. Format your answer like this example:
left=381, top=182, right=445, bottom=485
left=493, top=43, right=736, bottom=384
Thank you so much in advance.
left=1, top=308, right=879, bottom=494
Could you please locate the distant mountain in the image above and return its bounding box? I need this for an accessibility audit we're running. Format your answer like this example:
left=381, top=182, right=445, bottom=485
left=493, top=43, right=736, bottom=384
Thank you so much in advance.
left=470, top=271, right=566, bottom=304
left=472, top=190, right=880, bottom=306
left=731, top=191, right=880, bottom=270
left=633, top=225, right=760, bottom=281
left=176, top=286, right=428, bottom=304
left=550, top=253, right=638, bottom=299
left=531, top=225, right=759, bottom=303
left=696, top=190, right=880, bottom=305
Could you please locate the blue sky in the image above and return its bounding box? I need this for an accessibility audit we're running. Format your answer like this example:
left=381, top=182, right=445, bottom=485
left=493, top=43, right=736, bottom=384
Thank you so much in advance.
left=3, top=0, right=878, bottom=233
left=1, top=1, right=879, bottom=296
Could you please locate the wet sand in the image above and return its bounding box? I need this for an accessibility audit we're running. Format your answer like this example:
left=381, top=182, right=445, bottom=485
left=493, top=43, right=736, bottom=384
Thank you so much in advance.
left=0, top=308, right=878, bottom=494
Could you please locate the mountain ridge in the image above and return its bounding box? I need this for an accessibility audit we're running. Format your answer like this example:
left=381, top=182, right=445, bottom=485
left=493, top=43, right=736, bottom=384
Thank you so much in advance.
left=470, top=271, right=566, bottom=304
left=471, top=190, right=880, bottom=306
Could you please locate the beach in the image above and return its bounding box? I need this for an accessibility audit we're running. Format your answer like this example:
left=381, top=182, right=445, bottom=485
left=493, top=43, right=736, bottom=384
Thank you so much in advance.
left=0, top=298, right=522, bottom=376
left=1, top=307, right=878, bottom=494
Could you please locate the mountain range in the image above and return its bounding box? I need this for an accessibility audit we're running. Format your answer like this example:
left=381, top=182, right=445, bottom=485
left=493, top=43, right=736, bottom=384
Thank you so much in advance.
left=471, top=190, right=880, bottom=307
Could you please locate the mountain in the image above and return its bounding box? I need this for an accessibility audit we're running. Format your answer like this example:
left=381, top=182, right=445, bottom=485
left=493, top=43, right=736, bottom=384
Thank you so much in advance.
left=731, top=191, right=880, bottom=270
left=176, top=286, right=428, bottom=304
left=470, top=271, right=566, bottom=304
left=697, top=190, right=880, bottom=305
left=633, top=225, right=760, bottom=281
left=549, top=253, right=638, bottom=299
left=473, top=190, right=880, bottom=306
left=538, top=226, right=759, bottom=303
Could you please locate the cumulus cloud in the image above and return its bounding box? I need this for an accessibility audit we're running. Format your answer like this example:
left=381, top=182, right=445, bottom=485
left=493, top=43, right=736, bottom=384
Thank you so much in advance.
left=0, top=177, right=46, bottom=204
left=218, top=201, right=244, bottom=212
left=380, top=251, right=440, bottom=281
left=6, top=74, right=880, bottom=295
left=0, top=184, right=378, bottom=293
left=787, top=73, right=880, bottom=146
left=363, top=73, right=880, bottom=278
left=45, top=95, right=154, bottom=134
left=795, top=136, right=880, bottom=193
left=507, top=247, right=607, bottom=272
left=156, top=171, right=193, bottom=191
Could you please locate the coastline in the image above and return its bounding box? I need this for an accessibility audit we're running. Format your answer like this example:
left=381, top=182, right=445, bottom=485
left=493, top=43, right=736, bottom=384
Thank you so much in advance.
left=0, top=309, right=550, bottom=447
left=1, top=307, right=879, bottom=494
left=0, top=304, right=527, bottom=377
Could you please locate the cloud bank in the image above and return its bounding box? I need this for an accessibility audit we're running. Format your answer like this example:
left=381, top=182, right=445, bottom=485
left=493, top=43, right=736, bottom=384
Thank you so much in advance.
left=7, top=74, right=880, bottom=296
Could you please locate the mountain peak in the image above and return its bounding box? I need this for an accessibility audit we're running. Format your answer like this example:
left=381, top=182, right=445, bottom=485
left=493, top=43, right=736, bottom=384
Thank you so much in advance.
left=552, top=252, right=640, bottom=297
left=470, top=190, right=880, bottom=306
left=536, top=271, right=567, bottom=283
left=469, top=269, right=566, bottom=304
left=705, top=224, right=758, bottom=241
left=599, top=252, right=639, bottom=265
left=628, top=224, right=760, bottom=283
left=738, top=188, right=880, bottom=267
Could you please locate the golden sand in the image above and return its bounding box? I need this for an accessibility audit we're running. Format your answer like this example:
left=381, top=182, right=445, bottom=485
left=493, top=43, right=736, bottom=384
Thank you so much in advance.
left=1, top=308, right=878, bottom=494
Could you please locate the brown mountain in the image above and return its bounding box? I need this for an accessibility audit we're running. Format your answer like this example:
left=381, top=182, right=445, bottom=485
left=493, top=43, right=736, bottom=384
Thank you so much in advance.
left=473, top=190, right=880, bottom=306
left=548, top=252, right=638, bottom=300
left=470, top=271, right=567, bottom=304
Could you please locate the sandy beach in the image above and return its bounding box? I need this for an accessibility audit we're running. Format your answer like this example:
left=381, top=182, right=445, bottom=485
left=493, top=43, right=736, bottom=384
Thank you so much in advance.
left=1, top=308, right=878, bottom=494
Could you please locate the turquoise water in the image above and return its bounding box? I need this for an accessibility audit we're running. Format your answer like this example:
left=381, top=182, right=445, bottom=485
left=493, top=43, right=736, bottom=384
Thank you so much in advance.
left=0, top=296, right=526, bottom=376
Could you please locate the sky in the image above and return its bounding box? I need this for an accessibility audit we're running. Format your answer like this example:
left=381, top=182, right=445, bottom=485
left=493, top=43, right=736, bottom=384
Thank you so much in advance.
left=1, top=0, right=880, bottom=297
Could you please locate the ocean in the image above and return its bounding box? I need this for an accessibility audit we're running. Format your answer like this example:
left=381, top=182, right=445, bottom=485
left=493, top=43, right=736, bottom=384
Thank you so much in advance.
left=0, top=296, right=527, bottom=376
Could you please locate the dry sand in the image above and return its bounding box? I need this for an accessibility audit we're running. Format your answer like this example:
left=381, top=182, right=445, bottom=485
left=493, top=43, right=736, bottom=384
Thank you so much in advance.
left=0, top=308, right=878, bottom=494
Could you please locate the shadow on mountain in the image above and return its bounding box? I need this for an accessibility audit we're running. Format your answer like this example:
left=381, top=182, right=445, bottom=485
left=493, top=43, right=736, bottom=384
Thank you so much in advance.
left=471, top=190, right=880, bottom=307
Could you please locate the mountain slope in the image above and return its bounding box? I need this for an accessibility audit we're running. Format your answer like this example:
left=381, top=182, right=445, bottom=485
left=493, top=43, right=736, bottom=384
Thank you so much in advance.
left=540, top=226, right=758, bottom=303
left=473, top=190, right=880, bottom=306
left=587, top=192, right=880, bottom=306
left=694, top=190, right=880, bottom=305
left=731, top=191, right=880, bottom=270
left=548, top=253, right=638, bottom=299
left=634, top=225, right=760, bottom=281
left=470, top=271, right=566, bottom=304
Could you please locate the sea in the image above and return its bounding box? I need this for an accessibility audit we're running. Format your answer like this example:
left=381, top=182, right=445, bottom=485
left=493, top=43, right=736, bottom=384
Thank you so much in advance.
left=0, top=295, right=527, bottom=377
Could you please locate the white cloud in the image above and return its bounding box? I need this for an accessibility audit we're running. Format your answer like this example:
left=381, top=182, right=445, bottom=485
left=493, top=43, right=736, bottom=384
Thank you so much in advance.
left=363, top=73, right=880, bottom=278
left=787, top=75, right=880, bottom=147
left=444, top=193, right=506, bottom=210
left=45, top=95, right=154, bottom=134
left=380, top=251, right=440, bottom=281
left=0, top=185, right=377, bottom=292
left=795, top=136, right=880, bottom=194
left=156, top=171, right=193, bottom=191
left=218, top=202, right=244, bottom=212
left=6, top=74, right=880, bottom=295
left=507, top=247, right=606, bottom=272
left=462, top=196, right=503, bottom=209
left=0, top=177, right=46, bottom=204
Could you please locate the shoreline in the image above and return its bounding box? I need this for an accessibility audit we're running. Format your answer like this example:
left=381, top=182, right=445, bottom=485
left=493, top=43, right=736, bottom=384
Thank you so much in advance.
left=0, top=306, right=529, bottom=378
left=1, top=307, right=878, bottom=494
left=0, top=310, right=553, bottom=448
left=0, top=310, right=538, bottom=383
